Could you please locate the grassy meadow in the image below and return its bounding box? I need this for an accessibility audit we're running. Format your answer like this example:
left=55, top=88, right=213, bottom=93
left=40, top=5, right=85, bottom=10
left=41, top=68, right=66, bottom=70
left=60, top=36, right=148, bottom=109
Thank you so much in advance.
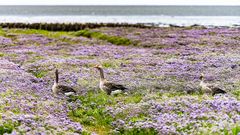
left=0, top=26, right=239, bottom=134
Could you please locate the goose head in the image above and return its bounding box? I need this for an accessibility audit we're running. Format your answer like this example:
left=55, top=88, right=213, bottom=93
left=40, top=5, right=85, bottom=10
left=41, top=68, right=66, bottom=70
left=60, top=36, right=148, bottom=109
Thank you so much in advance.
left=94, top=64, right=103, bottom=70
left=199, top=73, right=204, bottom=80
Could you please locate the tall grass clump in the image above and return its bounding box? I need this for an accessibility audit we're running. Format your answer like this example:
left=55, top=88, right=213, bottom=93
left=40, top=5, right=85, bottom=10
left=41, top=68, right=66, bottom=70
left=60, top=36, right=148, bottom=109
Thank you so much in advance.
left=74, top=29, right=132, bottom=46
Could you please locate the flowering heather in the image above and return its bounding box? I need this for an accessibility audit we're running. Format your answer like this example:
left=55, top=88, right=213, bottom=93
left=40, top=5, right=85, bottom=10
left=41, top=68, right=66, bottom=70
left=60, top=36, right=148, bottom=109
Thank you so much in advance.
left=109, top=94, right=240, bottom=134
left=0, top=27, right=239, bottom=134
left=16, top=34, right=55, bottom=45
left=0, top=60, right=82, bottom=134
left=0, top=36, right=13, bottom=45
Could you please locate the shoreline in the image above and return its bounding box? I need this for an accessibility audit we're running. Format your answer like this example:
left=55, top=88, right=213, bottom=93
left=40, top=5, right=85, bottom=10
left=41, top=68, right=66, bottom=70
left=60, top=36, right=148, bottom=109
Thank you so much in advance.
left=1, top=22, right=239, bottom=32
left=1, top=16, right=240, bottom=28
left=0, top=22, right=152, bottom=31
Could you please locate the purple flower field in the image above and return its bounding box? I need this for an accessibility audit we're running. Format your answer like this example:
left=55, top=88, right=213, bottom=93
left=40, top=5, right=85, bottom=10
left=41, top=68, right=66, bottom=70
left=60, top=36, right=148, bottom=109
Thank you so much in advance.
left=0, top=27, right=239, bottom=134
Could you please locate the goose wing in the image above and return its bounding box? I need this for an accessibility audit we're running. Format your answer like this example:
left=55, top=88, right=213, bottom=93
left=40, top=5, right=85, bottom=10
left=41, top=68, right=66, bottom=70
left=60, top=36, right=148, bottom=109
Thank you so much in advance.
left=56, top=85, right=76, bottom=94
left=211, top=87, right=226, bottom=96
left=102, top=81, right=127, bottom=95
left=104, top=81, right=127, bottom=91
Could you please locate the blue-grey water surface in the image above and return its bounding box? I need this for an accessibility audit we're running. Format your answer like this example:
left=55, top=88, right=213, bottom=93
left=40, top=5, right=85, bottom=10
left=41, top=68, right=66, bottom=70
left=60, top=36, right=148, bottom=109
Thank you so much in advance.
left=0, top=6, right=239, bottom=26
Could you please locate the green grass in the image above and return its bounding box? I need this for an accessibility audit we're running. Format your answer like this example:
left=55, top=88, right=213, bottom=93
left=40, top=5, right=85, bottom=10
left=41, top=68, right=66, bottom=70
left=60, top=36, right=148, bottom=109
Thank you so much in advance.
left=29, top=69, right=48, bottom=78
left=74, top=29, right=132, bottom=46
left=177, top=122, right=196, bottom=133
left=8, top=29, right=72, bottom=39
left=69, top=92, right=115, bottom=134
left=25, top=55, right=45, bottom=64
left=68, top=91, right=147, bottom=135
left=3, top=53, right=18, bottom=58
left=232, top=89, right=240, bottom=100
left=101, top=61, right=121, bottom=68
left=101, top=59, right=130, bottom=68
left=224, top=125, right=240, bottom=135
left=0, top=53, right=4, bottom=57
left=81, top=131, right=92, bottom=135
left=231, top=125, right=240, bottom=135
left=6, top=28, right=132, bottom=45
left=102, top=62, right=116, bottom=68
left=116, top=93, right=143, bottom=104
left=75, top=56, right=95, bottom=60
left=0, top=121, right=20, bottom=135
left=0, top=27, right=6, bottom=36
left=116, top=128, right=158, bottom=135
left=26, top=51, right=35, bottom=55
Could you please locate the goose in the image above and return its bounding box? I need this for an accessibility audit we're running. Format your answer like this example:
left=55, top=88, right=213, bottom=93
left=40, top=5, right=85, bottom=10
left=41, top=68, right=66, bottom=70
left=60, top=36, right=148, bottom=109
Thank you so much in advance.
left=52, top=69, right=76, bottom=96
left=94, top=65, right=127, bottom=95
left=199, top=73, right=226, bottom=96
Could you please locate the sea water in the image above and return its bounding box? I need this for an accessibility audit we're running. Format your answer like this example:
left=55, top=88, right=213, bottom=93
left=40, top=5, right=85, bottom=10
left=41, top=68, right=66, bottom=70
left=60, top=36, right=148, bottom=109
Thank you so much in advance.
left=0, top=6, right=239, bottom=26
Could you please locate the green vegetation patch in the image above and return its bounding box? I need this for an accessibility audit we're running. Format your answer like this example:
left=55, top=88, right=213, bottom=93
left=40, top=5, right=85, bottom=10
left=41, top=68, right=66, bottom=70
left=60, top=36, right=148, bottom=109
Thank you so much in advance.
left=31, top=70, right=48, bottom=78
left=231, top=125, right=240, bottom=135
left=0, top=121, right=20, bottom=135
left=74, top=29, right=132, bottom=46
left=232, top=89, right=240, bottom=100
left=116, top=93, right=143, bottom=104
left=69, top=92, right=115, bottom=133
left=101, top=59, right=130, bottom=68
left=116, top=127, right=158, bottom=135
left=28, top=68, right=48, bottom=78
left=0, top=27, right=6, bottom=36
left=8, top=29, right=72, bottom=39
left=69, top=91, right=147, bottom=134
left=0, top=53, right=4, bottom=57
left=224, top=125, right=240, bottom=135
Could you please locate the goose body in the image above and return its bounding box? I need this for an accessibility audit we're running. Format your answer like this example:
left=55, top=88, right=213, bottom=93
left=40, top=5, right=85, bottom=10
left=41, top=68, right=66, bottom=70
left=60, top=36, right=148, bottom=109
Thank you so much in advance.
left=199, top=74, right=226, bottom=96
left=52, top=69, right=76, bottom=96
left=94, top=65, right=127, bottom=95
